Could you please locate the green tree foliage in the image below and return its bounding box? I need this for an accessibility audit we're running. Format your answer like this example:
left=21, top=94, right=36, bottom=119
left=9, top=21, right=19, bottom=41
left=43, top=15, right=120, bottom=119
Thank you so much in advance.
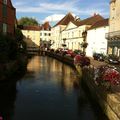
left=15, top=28, right=27, bottom=54
left=15, top=28, right=23, bottom=41
left=18, top=17, right=39, bottom=26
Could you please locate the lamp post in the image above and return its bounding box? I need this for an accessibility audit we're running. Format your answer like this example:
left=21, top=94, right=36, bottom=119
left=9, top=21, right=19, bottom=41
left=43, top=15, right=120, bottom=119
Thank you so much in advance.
left=82, top=31, right=88, bottom=55
left=62, top=38, right=67, bottom=50
left=48, top=40, right=54, bottom=49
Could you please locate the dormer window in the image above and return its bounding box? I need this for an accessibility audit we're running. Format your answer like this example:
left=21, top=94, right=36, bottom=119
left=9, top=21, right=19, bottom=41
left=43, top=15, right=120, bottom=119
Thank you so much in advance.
left=3, top=0, right=7, bottom=4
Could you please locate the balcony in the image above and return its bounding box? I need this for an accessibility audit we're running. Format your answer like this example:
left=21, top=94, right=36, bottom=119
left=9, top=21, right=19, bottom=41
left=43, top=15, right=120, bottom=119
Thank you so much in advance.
left=105, top=30, right=120, bottom=40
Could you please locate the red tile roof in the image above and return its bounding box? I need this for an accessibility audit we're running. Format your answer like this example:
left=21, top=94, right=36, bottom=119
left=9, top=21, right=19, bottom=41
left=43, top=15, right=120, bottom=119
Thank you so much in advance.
left=73, top=14, right=104, bottom=27
left=41, top=21, right=51, bottom=30
left=54, top=13, right=104, bottom=29
left=54, top=12, right=75, bottom=27
left=110, top=0, right=116, bottom=3
left=89, top=18, right=109, bottom=30
left=22, top=26, right=41, bottom=31
left=22, top=22, right=51, bottom=31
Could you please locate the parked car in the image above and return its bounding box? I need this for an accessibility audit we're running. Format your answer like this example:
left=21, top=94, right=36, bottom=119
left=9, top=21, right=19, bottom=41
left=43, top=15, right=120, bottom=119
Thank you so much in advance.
left=105, top=55, right=120, bottom=65
left=93, top=53, right=105, bottom=61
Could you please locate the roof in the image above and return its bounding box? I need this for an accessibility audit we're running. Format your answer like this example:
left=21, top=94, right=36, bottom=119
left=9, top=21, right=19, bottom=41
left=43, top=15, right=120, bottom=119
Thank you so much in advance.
left=89, top=18, right=109, bottom=30
left=8, top=0, right=15, bottom=9
left=21, top=22, right=51, bottom=31
left=41, top=22, right=51, bottom=30
left=110, top=0, right=116, bottom=3
left=75, top=14, right=104, bottom=27
left=54, top=12, right=75, bottom=27
left=22, top=26, right=41, bottom=31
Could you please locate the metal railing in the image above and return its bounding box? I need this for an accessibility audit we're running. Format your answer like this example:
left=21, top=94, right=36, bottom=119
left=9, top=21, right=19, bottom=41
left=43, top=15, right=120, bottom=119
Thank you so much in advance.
left=106, top=30, right=120, bottom=39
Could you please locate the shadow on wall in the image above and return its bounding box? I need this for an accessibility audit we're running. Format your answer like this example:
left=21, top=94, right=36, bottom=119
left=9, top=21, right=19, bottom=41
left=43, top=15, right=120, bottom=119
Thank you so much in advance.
left=23, top=36, right=39, bottom=49
left=23, top=36, right=40, bottom=55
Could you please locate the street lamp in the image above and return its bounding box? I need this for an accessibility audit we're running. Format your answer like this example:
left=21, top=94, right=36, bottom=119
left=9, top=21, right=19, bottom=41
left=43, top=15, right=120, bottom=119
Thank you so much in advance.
left=48, top=40, right=54, bottom=49
left=82, top=31, right=88, bottom=55
left=62, top=38, right=67, bottom=50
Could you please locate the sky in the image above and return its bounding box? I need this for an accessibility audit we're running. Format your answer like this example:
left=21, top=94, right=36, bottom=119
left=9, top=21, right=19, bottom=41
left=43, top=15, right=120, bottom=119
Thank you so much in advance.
left=12, top=0, right=110, bottom=25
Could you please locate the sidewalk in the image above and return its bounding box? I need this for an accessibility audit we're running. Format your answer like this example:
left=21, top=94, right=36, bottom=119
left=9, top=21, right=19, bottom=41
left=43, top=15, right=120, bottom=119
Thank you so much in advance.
left=89, top=57, right=120, bottom=72
left=89, top=57, right=106, bottom=68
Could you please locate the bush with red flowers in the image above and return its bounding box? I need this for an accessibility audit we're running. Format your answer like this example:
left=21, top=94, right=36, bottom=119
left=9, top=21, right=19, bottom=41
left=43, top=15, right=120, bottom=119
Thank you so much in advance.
left=74, top=55, right=90, bottom=67
left=94, top=65, right=120, bottom=90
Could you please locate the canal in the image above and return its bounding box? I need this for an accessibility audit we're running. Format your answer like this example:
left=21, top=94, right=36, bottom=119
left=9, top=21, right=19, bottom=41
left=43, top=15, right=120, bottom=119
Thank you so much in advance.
left=0, top=56, right=108, bottom=120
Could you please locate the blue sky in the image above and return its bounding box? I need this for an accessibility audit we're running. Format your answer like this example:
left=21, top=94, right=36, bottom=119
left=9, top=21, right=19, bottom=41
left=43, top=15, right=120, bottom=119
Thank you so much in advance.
left=12, top=0, right=110, bottom=24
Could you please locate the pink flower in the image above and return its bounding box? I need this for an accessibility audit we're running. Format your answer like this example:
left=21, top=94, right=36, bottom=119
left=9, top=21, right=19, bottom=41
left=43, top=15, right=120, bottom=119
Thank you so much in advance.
left=0, top=116, right=3, bottom=120
left=95, top=65, right=120, bottom=86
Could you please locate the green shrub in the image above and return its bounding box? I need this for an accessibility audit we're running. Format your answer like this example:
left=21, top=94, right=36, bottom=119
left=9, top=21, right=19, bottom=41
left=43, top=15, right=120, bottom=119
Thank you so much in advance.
left=0, top=34, right=18, bottom=63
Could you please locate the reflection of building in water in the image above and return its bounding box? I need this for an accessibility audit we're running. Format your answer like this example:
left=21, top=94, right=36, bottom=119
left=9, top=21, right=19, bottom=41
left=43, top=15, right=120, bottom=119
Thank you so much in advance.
left=45, top=57, right=79, bottom=92
left=27, top=56, right=42, bottom=72
left=60, top=64, right=79, bottom=92
left=0, top=81, right=17, bottom=120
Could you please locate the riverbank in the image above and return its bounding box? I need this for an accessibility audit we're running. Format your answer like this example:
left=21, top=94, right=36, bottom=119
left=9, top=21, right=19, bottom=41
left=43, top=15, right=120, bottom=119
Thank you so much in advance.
left=46, top=51, right=120, bottom=120
left=0, top=54, right=27, bottom=81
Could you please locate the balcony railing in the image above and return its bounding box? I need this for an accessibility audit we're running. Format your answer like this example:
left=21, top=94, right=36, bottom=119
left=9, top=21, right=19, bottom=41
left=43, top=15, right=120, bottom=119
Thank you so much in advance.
left=105, top=30, right=120, bottom=40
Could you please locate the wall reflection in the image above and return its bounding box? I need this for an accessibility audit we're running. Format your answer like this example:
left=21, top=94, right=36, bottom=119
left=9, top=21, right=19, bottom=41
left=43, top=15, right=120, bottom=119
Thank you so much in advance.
left=27, top=56, right=80, bottom=93
left=46, top=57, right=80, bottom=92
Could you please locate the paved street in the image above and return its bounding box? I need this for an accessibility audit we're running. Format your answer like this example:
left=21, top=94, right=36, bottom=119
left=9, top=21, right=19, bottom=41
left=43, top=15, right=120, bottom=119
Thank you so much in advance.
left=89, top=57, right=120, bottom=72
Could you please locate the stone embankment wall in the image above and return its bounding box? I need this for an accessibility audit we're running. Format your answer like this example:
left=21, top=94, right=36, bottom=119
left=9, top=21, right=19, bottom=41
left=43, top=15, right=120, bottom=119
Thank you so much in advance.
left=82, top=66, right=120, bottom=120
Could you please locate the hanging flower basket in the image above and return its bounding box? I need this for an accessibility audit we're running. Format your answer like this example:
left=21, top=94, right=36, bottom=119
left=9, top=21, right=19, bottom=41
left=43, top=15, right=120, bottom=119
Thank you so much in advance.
left=81, top=42, right=88, bottom=48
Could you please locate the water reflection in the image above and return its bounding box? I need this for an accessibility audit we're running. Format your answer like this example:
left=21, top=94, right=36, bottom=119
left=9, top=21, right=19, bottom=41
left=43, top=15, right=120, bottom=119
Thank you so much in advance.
left=0, top=81, right=17, bottom=120
left=0, top=56, right=108, bottom=120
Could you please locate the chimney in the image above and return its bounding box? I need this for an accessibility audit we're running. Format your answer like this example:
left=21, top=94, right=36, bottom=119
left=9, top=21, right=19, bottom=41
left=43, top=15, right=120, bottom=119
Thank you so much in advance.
left=93, top=13, right=97, bottom=16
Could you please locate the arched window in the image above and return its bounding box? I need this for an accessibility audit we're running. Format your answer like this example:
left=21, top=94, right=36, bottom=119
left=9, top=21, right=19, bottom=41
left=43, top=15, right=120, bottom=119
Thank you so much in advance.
left=3, top=0, right=7, bottom=4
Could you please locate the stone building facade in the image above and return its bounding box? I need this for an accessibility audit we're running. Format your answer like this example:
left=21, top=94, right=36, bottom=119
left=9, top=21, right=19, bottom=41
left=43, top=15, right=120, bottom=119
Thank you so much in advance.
left=106, top=0, right=120, bottom=57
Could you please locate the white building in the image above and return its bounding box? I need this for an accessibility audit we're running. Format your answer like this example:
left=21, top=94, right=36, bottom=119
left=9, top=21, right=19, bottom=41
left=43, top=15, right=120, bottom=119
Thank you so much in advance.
left=61, top=14, right=104, bottom=51
left=51, top=12, right=75, bottom=49
left=40, top=22, right=51, bottom=48
left=86, top=19, right=109, bottom=57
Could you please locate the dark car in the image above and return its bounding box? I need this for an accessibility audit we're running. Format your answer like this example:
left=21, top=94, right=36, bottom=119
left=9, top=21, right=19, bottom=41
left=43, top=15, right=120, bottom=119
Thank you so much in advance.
left=93, top=53, right=105, bottom=61
left=105, top=55, right=120, bottom=65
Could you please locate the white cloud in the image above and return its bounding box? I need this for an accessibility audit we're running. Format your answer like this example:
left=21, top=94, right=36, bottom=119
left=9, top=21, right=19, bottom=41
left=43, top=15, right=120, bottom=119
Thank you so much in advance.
left=43, top=14, right=65, bottom=22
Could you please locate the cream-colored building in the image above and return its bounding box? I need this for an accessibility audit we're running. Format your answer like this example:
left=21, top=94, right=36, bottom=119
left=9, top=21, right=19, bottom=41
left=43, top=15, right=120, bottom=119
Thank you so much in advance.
left=106, top=0, right=120, bottom=57
left=21, top=26, right=41, bottom=50
left=21, top=22, right=52, bottom=51
left=61, top=14, right=104, bottom=51
left=61, top=21, right=84, bottom=50
left=51, top=12, right=75, bottom=49
left=86, top=19, right=109, bottom=57
left=40, top=22, right=51, bottom=48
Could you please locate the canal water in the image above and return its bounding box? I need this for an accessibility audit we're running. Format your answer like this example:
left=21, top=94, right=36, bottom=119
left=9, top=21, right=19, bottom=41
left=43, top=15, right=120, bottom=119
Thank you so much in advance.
left=0, top=56, right=108, bottom=120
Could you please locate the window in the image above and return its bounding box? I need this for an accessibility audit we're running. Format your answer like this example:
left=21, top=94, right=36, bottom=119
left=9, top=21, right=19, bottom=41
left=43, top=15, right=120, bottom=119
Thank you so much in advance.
left=2, top=5, right=7, bottom=17
left=44, top=33, right=47, bottom=36
left=48, top=33, right=51, bottom=36
left=3, top=0, right=7, bottom=4
left=3, top=23, right=7, bottom=34
left=72, top=32, right=74, bottom=37
left=79, top=30, right=81, bottom=37
left=40, top=33, right=42, bottom=36
left=68, top=33, right=69, bottom=38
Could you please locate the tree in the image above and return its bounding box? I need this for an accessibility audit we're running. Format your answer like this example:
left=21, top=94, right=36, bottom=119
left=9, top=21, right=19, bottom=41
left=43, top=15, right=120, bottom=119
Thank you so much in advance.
left=15, top=28, right=23, bottom=41
left=18, top=17, right=39, bottom=26
left=15, top=28, right=27, bottom=53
